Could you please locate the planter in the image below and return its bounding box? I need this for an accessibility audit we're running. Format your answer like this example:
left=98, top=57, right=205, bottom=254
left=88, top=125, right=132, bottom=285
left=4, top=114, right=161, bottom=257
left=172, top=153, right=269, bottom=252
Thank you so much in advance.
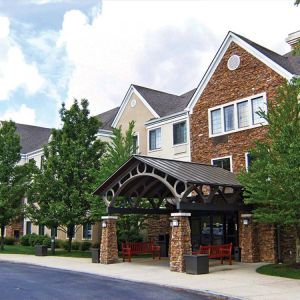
left=91, top=248, right=100, bottom=263
left=35, top=245, right=48, bottom=256
left=184, top=254, right=209, bottom=275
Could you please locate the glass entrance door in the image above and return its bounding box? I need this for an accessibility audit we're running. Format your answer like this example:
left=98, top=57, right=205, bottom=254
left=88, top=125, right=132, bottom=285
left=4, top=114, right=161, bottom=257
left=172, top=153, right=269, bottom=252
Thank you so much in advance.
left=191, top=213, right=238, bottom=251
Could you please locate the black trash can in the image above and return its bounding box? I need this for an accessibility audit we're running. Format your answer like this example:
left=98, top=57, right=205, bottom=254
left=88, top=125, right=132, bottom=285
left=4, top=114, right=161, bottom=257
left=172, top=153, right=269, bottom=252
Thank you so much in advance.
left=184, top=254, right=209, bottom=275
left=157, top=234, right=169, bottom=257
left=91, top=248, right=100, bottom=263
left=35, top=245, right=48, bottom=256
left=234, top=246, right=241, bottom=262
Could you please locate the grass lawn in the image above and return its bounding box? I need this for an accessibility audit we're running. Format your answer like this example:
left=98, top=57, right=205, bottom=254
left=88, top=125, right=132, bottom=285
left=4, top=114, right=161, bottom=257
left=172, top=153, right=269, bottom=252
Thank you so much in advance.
left=0, top=245, right=91, bottom=258
left=257, top=264, right=300, bottom=280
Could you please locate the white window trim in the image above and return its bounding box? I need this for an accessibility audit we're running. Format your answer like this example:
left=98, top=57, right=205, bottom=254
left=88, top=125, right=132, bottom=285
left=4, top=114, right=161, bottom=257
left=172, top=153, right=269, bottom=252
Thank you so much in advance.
left=82, top=224, right=93, bottom=241
left=211, top=155, right=233, bottom=172
left=172, top=120, right=187, bottom=146
left=208, top=92, right=267, bottom=138
left=133, top=132, right=140, bottom=155
left=148, top=127, right=162, bottom=152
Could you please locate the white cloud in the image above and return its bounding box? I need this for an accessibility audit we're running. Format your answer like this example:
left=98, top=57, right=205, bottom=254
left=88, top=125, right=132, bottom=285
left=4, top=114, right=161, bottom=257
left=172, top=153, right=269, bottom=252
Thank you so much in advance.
left=0, top=16, right=46, bottom=101
left=0, top=104, right=36, bottom=125
left=57, top=0, right=299, bottom=117
left=0, top=16, right=10, bottom=39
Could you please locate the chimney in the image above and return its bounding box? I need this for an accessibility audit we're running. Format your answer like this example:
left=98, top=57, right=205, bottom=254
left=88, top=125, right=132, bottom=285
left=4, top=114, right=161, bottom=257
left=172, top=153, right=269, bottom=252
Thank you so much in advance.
left=286, top=30, right=300, bottom=50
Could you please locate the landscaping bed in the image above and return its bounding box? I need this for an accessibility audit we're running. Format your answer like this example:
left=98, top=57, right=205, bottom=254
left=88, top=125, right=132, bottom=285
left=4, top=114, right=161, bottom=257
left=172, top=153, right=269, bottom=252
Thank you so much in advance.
left=257, top=263, right=300, bottom=280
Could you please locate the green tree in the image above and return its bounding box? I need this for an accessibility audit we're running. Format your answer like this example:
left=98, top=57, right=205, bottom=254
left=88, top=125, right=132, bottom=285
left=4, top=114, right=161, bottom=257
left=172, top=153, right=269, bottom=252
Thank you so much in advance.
left=27, top=99, right=105, bottom=251
left=239, top=78, right=300, bottom=254
left=0, top=121, right=37, bottom=250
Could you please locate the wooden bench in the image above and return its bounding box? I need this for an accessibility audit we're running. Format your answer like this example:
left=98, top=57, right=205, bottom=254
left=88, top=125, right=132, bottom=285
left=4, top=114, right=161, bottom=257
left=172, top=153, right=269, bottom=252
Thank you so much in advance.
left=192, top=243, right=232, bottom=265
left=122, top=241, right=161, bottom=262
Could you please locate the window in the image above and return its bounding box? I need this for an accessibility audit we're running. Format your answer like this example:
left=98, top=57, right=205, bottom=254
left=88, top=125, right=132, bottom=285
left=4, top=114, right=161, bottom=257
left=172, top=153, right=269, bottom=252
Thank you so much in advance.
left=237, top=101, right=249, bottom=128
left=26, top=221, right=32, bottom=234
left=211, top=109, right=222, bottom=135
left=149, top=128, right=161, bottom=150
left=251, top=96, right=266, bottom=124
left=224, top=105, right=234, bottom=132
left=132, top=135, right=138, bottom=154
left=212, top=156, right=232, bottom=172
left=209, top=93, right=267, bottom=136
left=40, top=155, right=44, bottom=170
left=38, top=225, right=45, bottom=235
left=245, top=152, right=256, bottom=171
left=173, top=121, right=187, bottom=145
left=82, top=223, right=92, bottom=240
left=51, top=226, right=58, bottom=238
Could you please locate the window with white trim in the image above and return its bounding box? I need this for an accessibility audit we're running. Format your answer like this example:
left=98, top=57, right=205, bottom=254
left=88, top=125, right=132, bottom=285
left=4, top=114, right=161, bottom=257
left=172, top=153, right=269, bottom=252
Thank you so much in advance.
left=245, top=152, right=256, bottom=171
left=149, top=128, right=161, bottom=150
left=209, top=93, right=267, bottom=137
left=83, top=223, right=92, bottom=240
left=173, top=121, right=187, bottom=145
left=132, top=135, right=138, bottom=154
left=211, top=156, right=232, bottom=172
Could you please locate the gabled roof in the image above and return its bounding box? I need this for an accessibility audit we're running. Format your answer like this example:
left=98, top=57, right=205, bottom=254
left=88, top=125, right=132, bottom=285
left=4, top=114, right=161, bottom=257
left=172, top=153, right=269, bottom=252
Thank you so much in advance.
left=186, top=31, right=298, bottom=112
left=95, top=107, right=119, bottom=131
left=16, top=123, right=51, bottom=154
left=132, top=85, right=195, bottom=117
left=93, top=155, right=242, bottom=196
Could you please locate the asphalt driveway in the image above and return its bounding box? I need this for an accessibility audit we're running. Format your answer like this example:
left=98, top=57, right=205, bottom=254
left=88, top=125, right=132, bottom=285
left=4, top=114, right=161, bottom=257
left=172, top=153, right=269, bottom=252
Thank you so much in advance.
left=0, top=261, right=218, bottom=300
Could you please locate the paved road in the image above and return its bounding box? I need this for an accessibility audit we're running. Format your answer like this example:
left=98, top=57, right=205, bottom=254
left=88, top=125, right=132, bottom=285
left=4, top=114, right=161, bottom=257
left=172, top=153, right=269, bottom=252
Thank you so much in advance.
left=0, top=261, right=219, bottom=300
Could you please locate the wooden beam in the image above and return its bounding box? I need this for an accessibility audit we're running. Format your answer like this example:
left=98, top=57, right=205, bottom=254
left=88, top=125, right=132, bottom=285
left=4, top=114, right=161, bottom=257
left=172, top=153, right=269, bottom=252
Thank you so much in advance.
left=177, top=202, right=250, bottom=212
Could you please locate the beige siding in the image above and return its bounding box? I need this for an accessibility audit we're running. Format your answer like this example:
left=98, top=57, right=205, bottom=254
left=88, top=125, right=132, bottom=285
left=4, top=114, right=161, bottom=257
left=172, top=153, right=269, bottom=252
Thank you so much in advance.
left=116, top=93, right=155, bottom=155
left=146, top=116, right=190, bottom=161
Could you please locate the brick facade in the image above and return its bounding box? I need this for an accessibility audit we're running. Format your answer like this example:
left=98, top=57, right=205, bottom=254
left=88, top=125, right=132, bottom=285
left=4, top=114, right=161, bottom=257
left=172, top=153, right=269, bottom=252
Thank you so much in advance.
left=5, top=222, right=23, bottom=238
left=190, top=42, right=284, bottom=171
left=190, top=41, right=292, bottom=264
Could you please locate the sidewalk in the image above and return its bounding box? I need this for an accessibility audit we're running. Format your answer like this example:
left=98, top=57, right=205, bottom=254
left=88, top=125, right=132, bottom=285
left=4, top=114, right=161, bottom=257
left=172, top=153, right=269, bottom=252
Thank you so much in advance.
left=0, top=254, right=299, bottom=300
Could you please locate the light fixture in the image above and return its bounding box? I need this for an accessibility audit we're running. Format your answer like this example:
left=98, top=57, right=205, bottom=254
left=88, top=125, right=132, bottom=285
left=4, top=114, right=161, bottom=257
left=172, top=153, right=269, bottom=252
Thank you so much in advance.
left=171, top=219, right=179, bottom=227
left=102, top=221, right=107, bottom=228
left=243, top=219, right=249, bottom=225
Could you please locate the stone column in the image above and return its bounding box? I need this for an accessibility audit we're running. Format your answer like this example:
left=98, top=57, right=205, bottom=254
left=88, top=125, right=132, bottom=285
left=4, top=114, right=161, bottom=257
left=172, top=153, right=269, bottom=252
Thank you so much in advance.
left=100, top=216, right=119, bottom=264
left=170, top=212, right=192, bottom=272
left=239, top=213, right=260, bottom=262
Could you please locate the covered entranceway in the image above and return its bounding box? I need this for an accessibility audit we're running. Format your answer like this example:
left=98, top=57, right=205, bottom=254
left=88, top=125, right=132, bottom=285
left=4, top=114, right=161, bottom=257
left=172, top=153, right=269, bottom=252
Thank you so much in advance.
left=93, top=155, right=246, bottom=272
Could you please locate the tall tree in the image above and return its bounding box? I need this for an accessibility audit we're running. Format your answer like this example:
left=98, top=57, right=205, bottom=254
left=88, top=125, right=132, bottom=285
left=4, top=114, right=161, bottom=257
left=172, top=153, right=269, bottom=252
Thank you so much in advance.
left=27, top=99, right=105, bottom=251
left=0, top=121, right=36, bottom=250
left=239, top=78, right=300, bottom=257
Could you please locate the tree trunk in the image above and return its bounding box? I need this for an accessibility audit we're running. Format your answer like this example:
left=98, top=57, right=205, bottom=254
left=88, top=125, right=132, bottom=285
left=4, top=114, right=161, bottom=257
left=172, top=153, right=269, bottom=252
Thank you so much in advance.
left=0, top=225, right=5, bottom=251
left=67, top=225, right=74, bottom=252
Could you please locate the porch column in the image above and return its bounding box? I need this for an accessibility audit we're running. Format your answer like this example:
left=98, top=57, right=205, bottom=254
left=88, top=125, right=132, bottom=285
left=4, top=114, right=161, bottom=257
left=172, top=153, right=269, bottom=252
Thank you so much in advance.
left=170, top=212, right=192, bottom=272
left=100, top=216, right=118, bottom=264
left=240, top=213, right=260, bottom=262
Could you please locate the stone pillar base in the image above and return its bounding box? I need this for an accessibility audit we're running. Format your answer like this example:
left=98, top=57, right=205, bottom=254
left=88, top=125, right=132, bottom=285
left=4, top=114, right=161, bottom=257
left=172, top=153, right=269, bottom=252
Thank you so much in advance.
left=100, top=216, right=118, bottom=264
left=170, top=212, right=192, bottom=272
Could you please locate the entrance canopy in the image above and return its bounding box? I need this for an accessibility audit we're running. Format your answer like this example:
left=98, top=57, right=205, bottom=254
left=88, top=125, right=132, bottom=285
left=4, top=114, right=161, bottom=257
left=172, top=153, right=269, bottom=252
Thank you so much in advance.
left=93, top=155, right=245, bottom=214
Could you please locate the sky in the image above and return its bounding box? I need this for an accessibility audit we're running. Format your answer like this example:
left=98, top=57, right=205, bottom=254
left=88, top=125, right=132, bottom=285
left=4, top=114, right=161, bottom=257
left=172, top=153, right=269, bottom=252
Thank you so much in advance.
left=0, top=0, right=299, bottom=128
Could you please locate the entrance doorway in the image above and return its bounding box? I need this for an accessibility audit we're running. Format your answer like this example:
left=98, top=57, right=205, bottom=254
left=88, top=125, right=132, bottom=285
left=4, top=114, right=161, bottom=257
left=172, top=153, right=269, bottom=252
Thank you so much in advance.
left=190, top=213, right=238, bottom=251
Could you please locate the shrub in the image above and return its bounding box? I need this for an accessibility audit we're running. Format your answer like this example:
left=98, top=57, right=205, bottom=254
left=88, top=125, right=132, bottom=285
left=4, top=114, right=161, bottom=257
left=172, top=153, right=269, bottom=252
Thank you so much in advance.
left=91, top=243, right=100, bottom=249
left=80, top=241, right=92, bottom=251
left=20, top=234, right=31, bottom=246
left=42, top=235, right=51, bottom=248
left=61, top=240, right=69, bottom=250
left=71, top=241, right=81, bottom=251
left=55, top=239, right=63, bottom=249
left=4, top=237, right=16, bottom=245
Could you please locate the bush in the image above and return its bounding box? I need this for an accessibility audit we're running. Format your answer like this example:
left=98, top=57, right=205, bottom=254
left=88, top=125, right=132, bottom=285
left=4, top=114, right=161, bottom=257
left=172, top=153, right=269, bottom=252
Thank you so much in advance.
left=91, top=243, right=100, bottom=249
left=42, top=235, right=51, bottom=248
left=4, top=237, right=16, bottom=245
left=55, top=239, right=63, bottom=249
left=71, top=241, right=81, bottom=251
left=20, top=234, right=31, bottom=246
left=61, top=240, right=69, bottom=250
left=80, top=241, right=92, bottom=251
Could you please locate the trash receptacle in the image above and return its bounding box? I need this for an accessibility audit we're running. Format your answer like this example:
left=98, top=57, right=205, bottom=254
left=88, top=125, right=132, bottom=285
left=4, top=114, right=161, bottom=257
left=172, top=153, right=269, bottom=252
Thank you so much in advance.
left=91, top=248, right=100, bottom=263
left=234, top=246, right=241, bottom=262
left=35, top=245, right=48, bottom=256
left=184, top=254, right=209, bottom=275
left=157, top=234, right=169, bottom=257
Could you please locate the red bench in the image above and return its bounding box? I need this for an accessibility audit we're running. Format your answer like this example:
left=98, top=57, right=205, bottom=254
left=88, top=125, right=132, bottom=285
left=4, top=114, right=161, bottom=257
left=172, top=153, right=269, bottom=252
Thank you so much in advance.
left=193, top=243, right=232, bottom=265
left=122, top=241, right=161, bottom=262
